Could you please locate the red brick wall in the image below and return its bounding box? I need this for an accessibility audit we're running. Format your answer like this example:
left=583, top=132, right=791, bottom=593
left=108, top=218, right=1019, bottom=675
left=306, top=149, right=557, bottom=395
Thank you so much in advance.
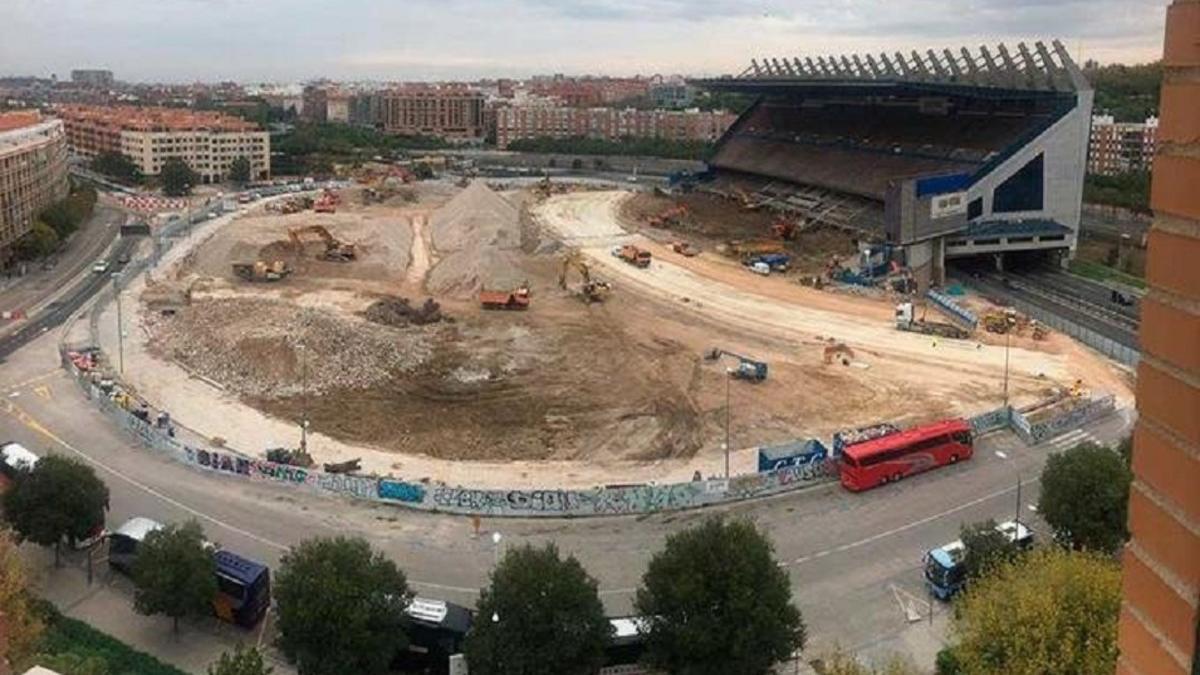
left=1117, top=3, right=1200, bottom=674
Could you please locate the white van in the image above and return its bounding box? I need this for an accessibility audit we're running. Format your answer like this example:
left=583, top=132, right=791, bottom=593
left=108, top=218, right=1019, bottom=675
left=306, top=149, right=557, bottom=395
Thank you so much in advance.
left=0, top=442, right=40, bottom=477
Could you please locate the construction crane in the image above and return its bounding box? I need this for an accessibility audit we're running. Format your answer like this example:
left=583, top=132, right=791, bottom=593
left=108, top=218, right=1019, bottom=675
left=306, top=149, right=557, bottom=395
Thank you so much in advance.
left=287, top=225, right=356, bottom=262
left=558, top=250, right=612, bottom=303
left=705, top=348, right=768, bottom=382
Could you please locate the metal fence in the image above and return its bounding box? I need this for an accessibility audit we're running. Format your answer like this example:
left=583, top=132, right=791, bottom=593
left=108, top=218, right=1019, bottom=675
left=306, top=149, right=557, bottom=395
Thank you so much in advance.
left=999, top=293, right=1140, bottom=367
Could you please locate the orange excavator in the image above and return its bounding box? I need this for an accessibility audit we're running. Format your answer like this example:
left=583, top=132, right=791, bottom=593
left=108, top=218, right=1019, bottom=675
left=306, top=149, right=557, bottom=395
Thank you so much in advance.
left=287, top=225, right=356, bottom=262
left=647, top=203, right=689, bottom=228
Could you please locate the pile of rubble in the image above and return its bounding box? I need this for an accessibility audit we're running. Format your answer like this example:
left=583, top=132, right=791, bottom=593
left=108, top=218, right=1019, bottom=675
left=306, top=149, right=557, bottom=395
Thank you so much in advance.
left=426, top=180, right=525, bottom=297
left=145, top=298, right=433, bottom=397
left=363, top=296, right=445, bottom=327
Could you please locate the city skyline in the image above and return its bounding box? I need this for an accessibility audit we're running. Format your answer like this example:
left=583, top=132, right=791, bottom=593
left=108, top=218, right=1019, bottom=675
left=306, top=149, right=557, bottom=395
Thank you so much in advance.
left=3, top=0, right=1167, bottom=83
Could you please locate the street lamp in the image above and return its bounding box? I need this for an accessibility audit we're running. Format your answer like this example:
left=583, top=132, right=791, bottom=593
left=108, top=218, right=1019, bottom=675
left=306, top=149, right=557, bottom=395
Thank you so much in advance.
left=994, top=451, right=1022, bottom=528
left=1001, top=309, right=1016, bottom=407
left=491, top=531, right=503, bottom=568
left=724, top=368, right=733, bottom=479
left=110, top=272, right=124, bottom=374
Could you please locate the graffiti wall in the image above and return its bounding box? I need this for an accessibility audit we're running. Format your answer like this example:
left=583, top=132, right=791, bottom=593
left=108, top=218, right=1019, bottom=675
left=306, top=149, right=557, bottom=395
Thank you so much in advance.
left=1012, top=395, right=1116, bottom=445
left=968, top=406, right=1012, bottom=436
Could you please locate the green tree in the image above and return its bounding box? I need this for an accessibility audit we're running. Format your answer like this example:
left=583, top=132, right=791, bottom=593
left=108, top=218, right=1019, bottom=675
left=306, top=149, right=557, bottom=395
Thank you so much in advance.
left=228, top=157, right=252, bottom=185
left=3, top=455, right=109, bottom=565
left=1038, top=442, right=1131, bottom=554
left=132, top=520, right=216, bottom=634
left=26, top=653, right=109, bottom=675
left=958, top=520, right=1018, bottom=582
left=91, top=151, right=143, bottom=184
left=464, top=543, right=611, bottom=675
left=275, top=536, right=410, bottom=675
left=1117, top=434, right=1134, bottom=467
left=14, top=221, right=60, bottom=260
left=412, top=162, right=434, bottom=180
left=635, top=517, right=805, bottom=675
left=949, top=548, right=1120, bottom=674
left=160, top=157, right=199, bottom=196
left=0, top=529, right=45, bottom=665
left=208, top=644, right=273, bottom=675
left=819, top=645, right=923, bottom=675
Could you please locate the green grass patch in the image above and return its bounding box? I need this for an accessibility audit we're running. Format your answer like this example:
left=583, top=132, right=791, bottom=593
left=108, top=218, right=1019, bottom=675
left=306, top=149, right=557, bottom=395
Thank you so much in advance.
left=27, top=601, right=188, bottom=675
left=1068, top=259, right=1147, bottom=290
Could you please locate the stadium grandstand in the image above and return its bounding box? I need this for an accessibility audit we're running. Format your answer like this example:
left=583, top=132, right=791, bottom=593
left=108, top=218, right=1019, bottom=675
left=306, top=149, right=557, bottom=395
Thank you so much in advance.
left=691, top=40, right=1092, bottom=288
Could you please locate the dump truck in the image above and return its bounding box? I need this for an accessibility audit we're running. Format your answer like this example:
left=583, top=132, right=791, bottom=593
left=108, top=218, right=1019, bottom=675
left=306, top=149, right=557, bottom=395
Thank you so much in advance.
left=479, top=286, right=531, bottom=310
left=232, top=260, right=291, bottom=282
left=895, top=302, right=971, bottom=339
left=670, top=241, right=699, bottom=257
left=612, top=244, right=652, bottom=268
left=745, top=252, right=791, bottom=272
left=705, top=348, right=769, bottom=382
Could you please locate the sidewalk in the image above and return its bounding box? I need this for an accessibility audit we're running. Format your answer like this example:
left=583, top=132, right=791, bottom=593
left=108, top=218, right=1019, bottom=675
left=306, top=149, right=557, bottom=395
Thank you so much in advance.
left=20, top=544, right=295, bottom=675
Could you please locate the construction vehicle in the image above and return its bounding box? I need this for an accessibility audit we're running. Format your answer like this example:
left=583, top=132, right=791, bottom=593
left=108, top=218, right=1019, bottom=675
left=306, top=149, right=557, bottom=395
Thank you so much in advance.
left=705, top=348, right=769, bottom=382
left=612, top=244, right=652, bottom=268
left=895, top=302, right=971, bottom=339
left=745, top=252, right=791, bottom=272
left=231, top=260, right=291, bottom=282
left=559, top=250, right=612, bottom=303
left=288, top=225, right=356, bottom=262
left=479, top=285, right=531, bottom=310
left=646, top=204, right=689, bottom=228
left=721, top=240, right=785, bottom=258
left=671, top=241, right=699, bottom=257
left=982, top=311, right=1016, bottom=334
left=822, top=341, right=856, bottom=365
left=313, top=190, right=339, bottom=213
left=771, top=219, right=799, bottom=240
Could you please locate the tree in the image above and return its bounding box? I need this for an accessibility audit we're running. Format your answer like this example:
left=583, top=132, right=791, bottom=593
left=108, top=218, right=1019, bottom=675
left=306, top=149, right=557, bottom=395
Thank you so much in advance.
left=3, top=455, right=109, bottom=565
left=635, top=517, right=805, bottom=675
left=91, top=151, right=143, bottom=184
left=464, top=543, right=611, bottom=675
left=1038, top=442, right=1131, bottom=554
left=958, top=520, right=1018, bottom=582
left=1117, top=434, right=1134, bottom=466
left=949, top=548, right=1120, bottom=674
left=14, top=221, right=60, bottom=260
left=412, top=162, right=433, bottom=180
left=275, top=536, right=410, bottom=675
left=208, top=645, right=273, bottom=675
left=25, top=653, right=109, bottom=675
left=160, top=157, right=198, bottom=197
left=0, top=529, right=45, bottom=665
left=818, top=645, right=923, bottom=675
left=132, top=520, right=216, bottom=634
left=228, top=157, right=252, bottom=185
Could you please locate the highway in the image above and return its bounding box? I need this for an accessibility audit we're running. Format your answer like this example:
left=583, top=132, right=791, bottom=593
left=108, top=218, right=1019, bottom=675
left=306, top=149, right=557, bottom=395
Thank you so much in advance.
left=0, top=323, right=1133, bottom=664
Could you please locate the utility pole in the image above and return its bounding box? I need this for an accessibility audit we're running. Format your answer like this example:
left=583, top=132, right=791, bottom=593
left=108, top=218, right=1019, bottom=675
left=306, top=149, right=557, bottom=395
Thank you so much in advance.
left=112, top=273, right=124, bottom=374
left=299, top=339, right=309, bottom=457
left=1002, top=310, right=1015, bottom=407
left=724, top=369, right=732, bottom=479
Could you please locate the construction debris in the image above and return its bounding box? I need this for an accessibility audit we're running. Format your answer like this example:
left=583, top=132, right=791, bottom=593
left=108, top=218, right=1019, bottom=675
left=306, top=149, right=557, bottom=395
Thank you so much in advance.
left=364, top=297, right=445, bottom=326
left=427, top=180, right=525, bottom=297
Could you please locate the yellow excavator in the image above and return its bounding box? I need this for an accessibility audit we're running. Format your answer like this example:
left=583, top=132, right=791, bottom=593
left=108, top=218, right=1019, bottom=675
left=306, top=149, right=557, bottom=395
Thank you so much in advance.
left=287, top=225, right=356, bottom=262
left=559, top=250, right=612, bottom=303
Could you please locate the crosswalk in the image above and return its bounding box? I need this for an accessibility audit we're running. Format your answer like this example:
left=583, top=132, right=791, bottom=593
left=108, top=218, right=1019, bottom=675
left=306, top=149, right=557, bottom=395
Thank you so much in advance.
left=1043, top=428, right=1098, bottom=451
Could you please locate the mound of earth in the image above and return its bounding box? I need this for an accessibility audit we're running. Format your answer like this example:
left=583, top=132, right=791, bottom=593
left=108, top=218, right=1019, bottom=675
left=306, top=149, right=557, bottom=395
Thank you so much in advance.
left=426, top=180, right=525, bottom=297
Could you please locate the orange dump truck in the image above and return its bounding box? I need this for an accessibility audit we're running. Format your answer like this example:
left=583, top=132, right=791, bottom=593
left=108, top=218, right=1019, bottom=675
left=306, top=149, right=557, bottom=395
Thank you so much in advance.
left=612, top=244, right=652, bottom=268
left=479, top=286, right=531, bottom=310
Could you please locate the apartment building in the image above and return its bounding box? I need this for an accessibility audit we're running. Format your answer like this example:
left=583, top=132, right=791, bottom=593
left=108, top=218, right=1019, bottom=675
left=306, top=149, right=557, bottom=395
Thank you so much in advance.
left=1089, top=114, right=1158, bottom=175
left=57, top=105, right=270, bottom=184
left=494, top=104, right=736, bottom=149
left=70, top=69, right=114, bottom=88
left=379, top=86, right=485, bottom=140
left=1116, top=3, right=1200, bottom=675
left=527, top=76, right=652, bottom=107
left=0, top=111, right=70, bottom=262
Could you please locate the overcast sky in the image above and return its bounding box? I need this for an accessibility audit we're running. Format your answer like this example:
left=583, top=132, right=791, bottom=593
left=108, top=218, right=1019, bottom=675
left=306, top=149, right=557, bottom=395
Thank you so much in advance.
left=2, top=0, right=1167, bottom=83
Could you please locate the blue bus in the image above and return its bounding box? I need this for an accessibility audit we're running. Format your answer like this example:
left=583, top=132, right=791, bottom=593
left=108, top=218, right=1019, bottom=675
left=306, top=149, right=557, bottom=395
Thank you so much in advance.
left=924, top=520, right=1034, bottom=600
left=213, top=549, right=271, bottom=628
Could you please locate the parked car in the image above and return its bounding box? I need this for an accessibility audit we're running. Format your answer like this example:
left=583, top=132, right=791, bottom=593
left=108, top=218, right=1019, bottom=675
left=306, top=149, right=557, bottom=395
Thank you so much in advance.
left=0, top=442, right=39, bottom=478
left=92, top=260, right=109, bottom=274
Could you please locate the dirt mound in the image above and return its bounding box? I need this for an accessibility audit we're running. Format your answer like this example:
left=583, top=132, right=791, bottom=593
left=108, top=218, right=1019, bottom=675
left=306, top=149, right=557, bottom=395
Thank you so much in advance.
left=145, top=298, right=434, bottom=397
left=363, top=296, right=445, bottom=326
left=426, top=180, right=524, bottom=297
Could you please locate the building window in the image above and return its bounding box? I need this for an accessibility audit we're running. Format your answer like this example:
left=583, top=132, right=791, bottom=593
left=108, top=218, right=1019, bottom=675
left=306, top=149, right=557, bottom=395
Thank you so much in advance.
left=967, top=197, right=983, bottom=221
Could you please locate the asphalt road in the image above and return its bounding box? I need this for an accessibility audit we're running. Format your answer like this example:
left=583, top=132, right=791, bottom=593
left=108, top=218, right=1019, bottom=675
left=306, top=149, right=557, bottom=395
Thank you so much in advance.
left=0, top=324, right=1134, bottom=665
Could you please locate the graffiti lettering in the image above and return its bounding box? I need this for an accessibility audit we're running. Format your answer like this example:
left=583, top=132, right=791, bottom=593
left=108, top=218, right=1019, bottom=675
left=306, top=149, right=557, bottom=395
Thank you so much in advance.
left=378, top=480, right=426, bottom=504
left=315, top=472, right=377, bottom=500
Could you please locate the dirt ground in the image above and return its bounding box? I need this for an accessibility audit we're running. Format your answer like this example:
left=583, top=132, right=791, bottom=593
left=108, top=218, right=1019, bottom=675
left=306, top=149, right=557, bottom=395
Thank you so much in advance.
left=622, top=191, right=862, bottom=275
left=130, top=183, right=1134, bottom=473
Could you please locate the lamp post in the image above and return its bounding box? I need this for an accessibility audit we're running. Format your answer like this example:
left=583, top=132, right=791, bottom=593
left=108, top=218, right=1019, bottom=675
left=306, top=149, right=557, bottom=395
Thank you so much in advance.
left=111, top=272, right=124, bottom=374
left=724, top=368, right=733, bottom=479
left=994, top=451, right=1022, bottom=528
left=1001, top=309, right=1016, bottom=407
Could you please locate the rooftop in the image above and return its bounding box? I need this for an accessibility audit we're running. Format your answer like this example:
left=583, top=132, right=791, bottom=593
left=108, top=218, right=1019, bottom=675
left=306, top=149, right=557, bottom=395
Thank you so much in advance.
left=55, top=104, right=262, bottom=133
left=0, top=110, right=42, bottom=132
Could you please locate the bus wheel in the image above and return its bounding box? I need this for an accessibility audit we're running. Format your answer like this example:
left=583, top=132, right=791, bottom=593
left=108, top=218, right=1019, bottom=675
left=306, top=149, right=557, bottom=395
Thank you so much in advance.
left=950, top=454, right=959, bottom=463
left=891, top=472, right=902, bottom=482
left=880, top=475, right=889, bottom=484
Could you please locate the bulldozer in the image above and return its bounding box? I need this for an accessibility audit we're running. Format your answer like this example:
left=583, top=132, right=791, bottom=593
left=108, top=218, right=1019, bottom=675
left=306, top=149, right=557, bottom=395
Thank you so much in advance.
left=288, top=225, right=357, bottom=262
left=646, top=203, right=689, bottom=228
left=559, top=250, right=612, bottom=303
left=982, top=311, right=1015, bottom=334
left=232, top=260, right=291, bottom=282
left=822, top=340, right=856, bottom=365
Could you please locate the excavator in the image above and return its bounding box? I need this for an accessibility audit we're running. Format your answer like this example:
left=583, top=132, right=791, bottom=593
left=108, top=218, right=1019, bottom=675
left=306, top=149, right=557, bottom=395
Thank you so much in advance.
left=822, top=340, right=856, bottom=365
left=287, top=225, right=357, bottom=262
left=559, top=250, right=612, bottom=303
left=705, top=348, right=768, bottom=382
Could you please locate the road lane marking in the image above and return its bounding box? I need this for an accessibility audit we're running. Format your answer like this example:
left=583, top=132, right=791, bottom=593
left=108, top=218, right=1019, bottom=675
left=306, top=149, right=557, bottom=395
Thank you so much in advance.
left=1, top=398, right=482, bottom=595
left=782, top=479, right=1039, bottom=567
left=7, top=369, right=61, bottom=391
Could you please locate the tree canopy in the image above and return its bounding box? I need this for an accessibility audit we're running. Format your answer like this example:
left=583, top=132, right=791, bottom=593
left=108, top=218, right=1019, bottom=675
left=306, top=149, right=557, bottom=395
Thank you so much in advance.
left=506, top=135, right=714, bottom=160
left=1038, top=442, right=1131, bottom=554
left=635, top=517, right=805, bottom=675
left=91, top=151, right=143, bottom=185
left=208, top=645, right=273, bottom=675
left=1083, top=61, right=1162, bottom=123
left=13, top=221, right=60, bottom=260
left=227, top=157, right=252, bottom=185
left=959, top=520, right=1019, bottom=582
left=274, top=536, right=410, bottom=675
left=0, top=529, right=45, bottom=665
left=132, top=520, right=217, bottom=633
left=949, top=548, right=1120, bottom=674
left=160, top=157, right=199, bottom=196
left=464, top=543, right=611, bottom=675
left=2, top=455, right=108, bottom=564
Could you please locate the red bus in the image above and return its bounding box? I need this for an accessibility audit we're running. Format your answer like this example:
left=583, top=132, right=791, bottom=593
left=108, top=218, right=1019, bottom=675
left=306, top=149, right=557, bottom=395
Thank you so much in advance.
left=839, top=419, right=973, bottom=492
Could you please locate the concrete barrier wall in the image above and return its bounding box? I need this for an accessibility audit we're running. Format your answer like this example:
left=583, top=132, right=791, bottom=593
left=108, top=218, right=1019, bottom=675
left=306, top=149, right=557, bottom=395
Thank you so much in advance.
left=1010, top=395, right=1116, bottom=445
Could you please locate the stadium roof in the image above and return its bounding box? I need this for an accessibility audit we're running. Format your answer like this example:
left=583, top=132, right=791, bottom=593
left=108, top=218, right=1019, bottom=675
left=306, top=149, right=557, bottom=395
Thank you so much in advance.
left=694, top=40, right=1089, bottom=96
